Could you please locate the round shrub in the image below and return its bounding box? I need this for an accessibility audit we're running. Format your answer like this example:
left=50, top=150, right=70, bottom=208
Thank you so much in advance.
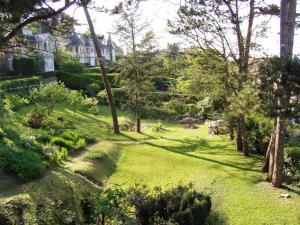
left=51, top=137, right=74, bottom=150
left=60, top=59, right=84, bottom=74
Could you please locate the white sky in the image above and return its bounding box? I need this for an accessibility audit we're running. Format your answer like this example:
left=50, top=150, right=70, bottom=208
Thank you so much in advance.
left=57, top=0, right=299, bottom=56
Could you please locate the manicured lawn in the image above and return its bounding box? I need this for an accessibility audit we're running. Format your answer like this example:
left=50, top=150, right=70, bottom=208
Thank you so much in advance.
left=1, top=104, right=300, bottom=224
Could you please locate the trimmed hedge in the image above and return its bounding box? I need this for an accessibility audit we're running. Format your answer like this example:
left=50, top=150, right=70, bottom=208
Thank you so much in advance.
left=0, top=76, right=41, bottom=92
left=56, top=71, right=118, bottom=92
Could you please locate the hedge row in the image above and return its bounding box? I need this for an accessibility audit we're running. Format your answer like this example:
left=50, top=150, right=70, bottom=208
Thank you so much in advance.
left=56, top=71, right=119, bottom=92
left=0, top=76, right=41, bottom=92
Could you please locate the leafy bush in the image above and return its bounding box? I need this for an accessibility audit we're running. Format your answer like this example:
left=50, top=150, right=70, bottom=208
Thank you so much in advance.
left=245, top=116, right=272, bottom=154
left=41, top=117, right=74, bottom=130
left=285, top=146, right=300, bottom=181
left=27, top=105, right=47, bottom=129
left=0, top=128, right=5, bottom=139
left=60, top=59, right=84, bottom=74
left=82, top=96, right=99, bottom=114
left=51, top=137, right=74, bottom=150
left=0, top=146, right=45, bottom=181
left=120, top=119, right=135, bottom=131
left=12, top=57, right=36, bottom=75
left=51, top=149, right=62, bottom=165
left=2, top=94, right=29, bottom=111
left=60, top=130, right=81, bottom=142
left=74, top=138, right=86, bottom=150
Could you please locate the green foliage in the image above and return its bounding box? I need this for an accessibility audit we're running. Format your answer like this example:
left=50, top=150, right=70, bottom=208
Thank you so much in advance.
left=74, top=138, right=86, bottom=150
left=68, top=90, right=84, bottom=115
left=2, top=94, right=29, bottom=111
left=12, top=57, right=36, bottom=75
left=51, top=149, right=62, bottom=165
left=82, top=96, right=99, bottom=114
left=245, top=116, right=272, bottom=154
left=27, top=105, right=47, bottom=128
left=51, top=137, right=73, bottom=150
left=0, top=146, right=45, bottom=181
left=30, top=81, right=68, bottom=115
left=285, top=147, right=300, bottom=181
left=60, top=130, right=81, bottom=142
left=0, top=76, right=41, bottom=92
left=60, top=59, right=84, bottom=74
left=0, top=127, right=5, bottom=139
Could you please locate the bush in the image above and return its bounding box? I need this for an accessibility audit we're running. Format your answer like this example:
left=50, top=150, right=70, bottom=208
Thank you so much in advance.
left=27, top=105, right=47, bottom=129
left=74, top=138, right=86, bottom=150
left=51, top=137, right=74, bottom=150
left=0, top=128, right=5, bottom=139
left=245, top=116, right=272, bottom=154
left=82, top=96, right=99, bottom=114
left=285, top=147, right=300, bottom=181
left=60, top=130, right=81, bottom=142
left=0, top=147, right=45, bottom=181
left=12, top=57, right=36, bottom=75
left=60, top=59, right=84, bottom=74
left=2, top=94, right=29, bottom=111
left=120, top=119, right=135, bottom=131
left=51, top=149, right=62, bottom=165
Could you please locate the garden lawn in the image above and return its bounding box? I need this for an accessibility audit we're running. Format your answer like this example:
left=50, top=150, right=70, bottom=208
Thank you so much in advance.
left=108, top=126, right=300, bottom=225
left=1, top=104, right=300, bottom=224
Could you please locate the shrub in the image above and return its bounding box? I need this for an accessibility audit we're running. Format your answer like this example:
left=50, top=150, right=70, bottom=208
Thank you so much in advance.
left=12, top=57, right=36, bottom=75
left=285, top=147, right=300, bottom=181
left=82, top=96, right=99, bottom=114
left=87, top=82, right=101, bottom=96
left=60, top=130, right=81, bottom=142
left=74, top=138, right=86, bottom=151
left=41, top=117, right=74, bottom=130
left=0, top=147, right=45, bottom=181
left=60, top=59, right=84, bottom=74
left=27, top=105, right=47, bottom=129
left=61, top=147, right=68, bottom=159
left=120, top=119, right=135, bottom=131
left=51, top=149, right=62, bottom=165
left=51, top=137, right=74, bottom=150
left=2, top=94, right=29, bottom=111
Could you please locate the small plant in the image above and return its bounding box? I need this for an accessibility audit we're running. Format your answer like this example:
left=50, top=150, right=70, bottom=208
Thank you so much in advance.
left=82, top=96, right=99, bottom=114
left=75, top=138, right=86, bottom=151
left=120, top=119, right=135, bottom=131
left=60, top=130, right=81, bottom=142
left=51, top=149, right=62, bottom=165
left=60, top=147, right=68, bottom=159
left=2, top=94, right=29, bottom=111
left=152, top=121, right=166, bottom=132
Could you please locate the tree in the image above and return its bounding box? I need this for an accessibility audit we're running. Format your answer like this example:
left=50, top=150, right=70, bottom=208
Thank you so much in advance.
left=30, top=81, right=68, bottom=115
left=80, top=0, right=120, bottom=134
left=68, top=90, right=84, bottom=115
left=168, top=0, right=278, bottom=156
left=116, top=0, right=154, bottom=133
left=118, top=33, right=158, bottom=133
left=0, top=0, right=76, bottom=49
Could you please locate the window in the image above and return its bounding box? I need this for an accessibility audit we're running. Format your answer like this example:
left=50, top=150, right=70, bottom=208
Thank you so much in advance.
left=44, top=42, right=47, bottom=51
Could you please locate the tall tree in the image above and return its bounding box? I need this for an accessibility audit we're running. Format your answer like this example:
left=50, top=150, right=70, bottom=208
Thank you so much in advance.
left=80, top=0, right=120, bottom=134
left=116, top=0, right=153, bottom=133
left=168, top=0, right=278, bottom=156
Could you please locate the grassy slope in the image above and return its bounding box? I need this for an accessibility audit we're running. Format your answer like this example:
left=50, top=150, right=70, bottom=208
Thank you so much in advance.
left=1, top=104, right=300, bottom=224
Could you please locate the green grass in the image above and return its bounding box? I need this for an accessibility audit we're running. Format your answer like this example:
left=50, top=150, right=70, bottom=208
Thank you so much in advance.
left=1, top=104, right=300, bottom=224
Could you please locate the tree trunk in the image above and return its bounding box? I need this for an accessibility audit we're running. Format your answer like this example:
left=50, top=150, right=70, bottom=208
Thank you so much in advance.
left=236, top=114, right=243, bottom=152
left=272, top=116, right=286, bottom=187
left=271, top=0, right=297, bottom=188
left=82, top=2, right=120, bottom=134
left=240, top=114, right=249, bottom=156
left=136, top=112, right=141, bottom=133
left=262, top=120, right=276, bottom=174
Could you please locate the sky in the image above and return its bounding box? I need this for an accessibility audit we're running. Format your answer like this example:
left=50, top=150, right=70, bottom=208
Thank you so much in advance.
left=55, top=0, right=299, bottom=56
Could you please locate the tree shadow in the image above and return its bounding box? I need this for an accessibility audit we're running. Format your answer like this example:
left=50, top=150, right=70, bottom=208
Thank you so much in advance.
left=143, top=140, right=261, bottom=173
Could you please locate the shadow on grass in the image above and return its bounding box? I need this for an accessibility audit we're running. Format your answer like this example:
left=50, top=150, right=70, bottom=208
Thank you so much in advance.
left=144, top=140, right=261, bottom=173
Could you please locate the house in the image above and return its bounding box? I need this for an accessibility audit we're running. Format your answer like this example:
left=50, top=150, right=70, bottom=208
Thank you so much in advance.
left=3, top=27, right=55, bottom=73
left=66, top=33, right=116, bottom=66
